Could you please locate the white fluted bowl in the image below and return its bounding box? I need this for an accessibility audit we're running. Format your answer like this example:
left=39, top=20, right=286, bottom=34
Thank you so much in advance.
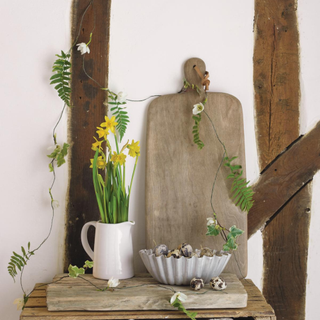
left=139, top=249, right=231, bottom=285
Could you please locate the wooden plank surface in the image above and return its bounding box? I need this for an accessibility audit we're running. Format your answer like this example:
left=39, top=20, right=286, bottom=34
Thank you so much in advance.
left=146, top=58, right=247, bottom=278
left=46, top=273, right=247, bottom=311
left=65, top=0, right=111, bottom=271
left=22, top=275, right=275, bottom=319
left=248, top=122, right=320, bottom=237
left=253, top=1, right=309, bottom=320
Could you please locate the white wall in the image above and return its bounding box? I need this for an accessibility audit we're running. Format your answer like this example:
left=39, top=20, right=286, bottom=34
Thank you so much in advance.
left=0, top=0, right=71, bottom=318
left=0, top=1, right=319, bottom=319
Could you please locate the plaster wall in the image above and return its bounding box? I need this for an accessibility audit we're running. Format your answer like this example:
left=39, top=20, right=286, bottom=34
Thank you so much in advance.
left=0, top=1, right=319, bottom=319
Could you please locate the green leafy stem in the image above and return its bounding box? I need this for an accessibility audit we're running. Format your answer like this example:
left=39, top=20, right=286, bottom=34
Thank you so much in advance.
left=192, top=113, right=205, bottom=149
left=171, top=298, right=197, bottom=320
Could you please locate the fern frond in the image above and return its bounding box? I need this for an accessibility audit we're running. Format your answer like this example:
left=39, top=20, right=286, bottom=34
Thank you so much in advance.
left=224, top=157, right=254, bottom=212
left=50, top=51, right=71, bottom=107
left=8, top=244, right=34, bottom=282
left=110, top=103, right=130, bottom=142
left=192, top=114, right=204, bottom=149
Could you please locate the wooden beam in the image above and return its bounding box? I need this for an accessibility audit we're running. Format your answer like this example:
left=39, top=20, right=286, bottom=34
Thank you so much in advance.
left=253, top=1, right=310, bottom=319
left=262, top=182, right=311, bottom=320
left=248, top=122, right=320, bottom=237
left=64, top=0, right=111, bottom=271
left=254, top=0, right=300, bottom=171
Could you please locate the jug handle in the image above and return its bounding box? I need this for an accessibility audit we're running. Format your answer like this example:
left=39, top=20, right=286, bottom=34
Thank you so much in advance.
left=81, top=221, right=96, bottom=260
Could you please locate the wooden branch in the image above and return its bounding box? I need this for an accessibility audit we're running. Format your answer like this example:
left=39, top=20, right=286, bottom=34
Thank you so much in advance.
left=248, top=121, right=320, bottom=237
left=64, top=0, right=111, bottom=271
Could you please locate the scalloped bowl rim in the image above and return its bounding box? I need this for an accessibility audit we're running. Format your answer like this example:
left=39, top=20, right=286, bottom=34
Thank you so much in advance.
left=139, top=249, right=231, bottom=285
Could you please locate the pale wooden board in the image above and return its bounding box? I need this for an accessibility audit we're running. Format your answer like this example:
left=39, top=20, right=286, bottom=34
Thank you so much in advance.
left=146, top=58, right=247, bottom=278
left=46, top=273, right=247, bottom=311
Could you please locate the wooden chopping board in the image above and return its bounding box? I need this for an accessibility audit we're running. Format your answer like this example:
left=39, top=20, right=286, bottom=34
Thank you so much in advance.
left=145, top=58, right=247, bottom=278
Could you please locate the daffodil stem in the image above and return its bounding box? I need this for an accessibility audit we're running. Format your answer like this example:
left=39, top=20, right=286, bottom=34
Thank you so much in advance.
left=128, top=156, right=138, bottom=199
left=123, top=164, right=126, bottom=195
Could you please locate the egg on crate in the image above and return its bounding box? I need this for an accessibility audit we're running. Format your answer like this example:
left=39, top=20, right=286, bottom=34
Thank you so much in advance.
left=154, top=244, right=169, bottom=257
left=178, top=242, right=193, bottom=258
left=190, top=278, right=204, bottom=291
left=210, top=277, right=227, bottom=291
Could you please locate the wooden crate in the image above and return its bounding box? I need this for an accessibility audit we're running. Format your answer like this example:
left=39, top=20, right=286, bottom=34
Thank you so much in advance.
left=21, top=274, right=275, bottom=320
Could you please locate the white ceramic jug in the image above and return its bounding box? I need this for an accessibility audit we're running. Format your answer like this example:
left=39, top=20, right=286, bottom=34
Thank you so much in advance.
left=81, top=221, right=135, bottom=280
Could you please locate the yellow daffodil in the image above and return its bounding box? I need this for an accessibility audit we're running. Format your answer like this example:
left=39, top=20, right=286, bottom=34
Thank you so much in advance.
left=90, top=156, right=106, bottom=169
left=92, top=136, right=103, bottom=151
left=117, top=153, right=127, bottom=165
left=110, top=152, right=118, bottom=163
left=96, top=127, right=108, bottom=140
left=127, top=140, right=140, bottom=157
left=111, top=152, right=126, bottom=165
left=100, top=116, right=118, bottom=134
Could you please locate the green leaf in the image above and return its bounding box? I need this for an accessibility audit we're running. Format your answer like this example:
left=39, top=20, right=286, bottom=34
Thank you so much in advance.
left=68, top=265, right=85, bottom=278
left=172, top=298, right=197, bottom=320
left=206, top=225, right=220, bottom=236
left=50, top=52, right=72, bottom=106
left=83, top=260, right=93, bottom=269
left=49, top=163, right=54, bottom=172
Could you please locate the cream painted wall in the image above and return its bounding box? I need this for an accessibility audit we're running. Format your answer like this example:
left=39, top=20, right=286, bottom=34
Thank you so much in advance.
left=0, top=1, right=319, bottom=319
left=0, top=1, right=71, bottom=319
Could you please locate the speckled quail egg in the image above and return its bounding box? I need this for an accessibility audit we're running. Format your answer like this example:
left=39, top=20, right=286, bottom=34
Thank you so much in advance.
left=190, top=278, right=204, bottom=291
left=210, top=277, right=227, bottom=291
left=167, top=249, right=181, bottom=258
left=190, top=252, right=198, bottom=258
left=200, top=247, right=214, bottom=257
left=178, top=242, right=193, bottom=257
left=154, top=244, right=169, bottom=257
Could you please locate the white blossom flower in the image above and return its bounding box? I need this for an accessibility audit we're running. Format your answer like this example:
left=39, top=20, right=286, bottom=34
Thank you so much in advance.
left=13, top=298, right=24, bottom=310
left=192, top=102, right=204, bottom=115
left=170, top=291, right=187, bottom=304
left=47, top=145, right=58, bottom=153
left=207, top=217, right=215, bottom=226
left=76, top=42, right=90, bottom=55
left=107, top=277, right=120, bottom=288
left=52, top=200, right=60, bottom=209
left=117, top=91, right=127, bottom=103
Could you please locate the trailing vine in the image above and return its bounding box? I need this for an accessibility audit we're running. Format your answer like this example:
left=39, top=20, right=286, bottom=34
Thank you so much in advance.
left=9, top=0, right=95, bottom=310
left=50, top=51, right=72, bottom=107
left=224, top=156, right=254, bottom=212
left=183, top=76, right=254, bottom=252
left=192, top=113, right=205, bottom=149
left=104, top=89, right=130, bottom=142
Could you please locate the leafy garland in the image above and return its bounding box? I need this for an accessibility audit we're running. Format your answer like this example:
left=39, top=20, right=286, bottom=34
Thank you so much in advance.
left=8, top=0, right=95, bottom=309
left=183, top=79, right=254, bottom=251
left=105, top=90, right=130, bottom=142
left=192, top=113, right=205, bottom=150
left=50, top=51, right=72, bottom=107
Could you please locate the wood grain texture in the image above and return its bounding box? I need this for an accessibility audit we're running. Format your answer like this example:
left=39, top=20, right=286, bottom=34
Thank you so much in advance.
left=22, top=274, right=275, bottom=319
left=248, top=122, right=320, bottom=237
left=262, top=183, right=311, bottom=320
left=65, top=0, right=111, bottom=271
left=46, top=273, right=247, bottom=311
left=146, top=58, right=247, bottom=278
left=254, top=0, right=300, bottom=171
left=253, top=1, right=309, bottom=320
